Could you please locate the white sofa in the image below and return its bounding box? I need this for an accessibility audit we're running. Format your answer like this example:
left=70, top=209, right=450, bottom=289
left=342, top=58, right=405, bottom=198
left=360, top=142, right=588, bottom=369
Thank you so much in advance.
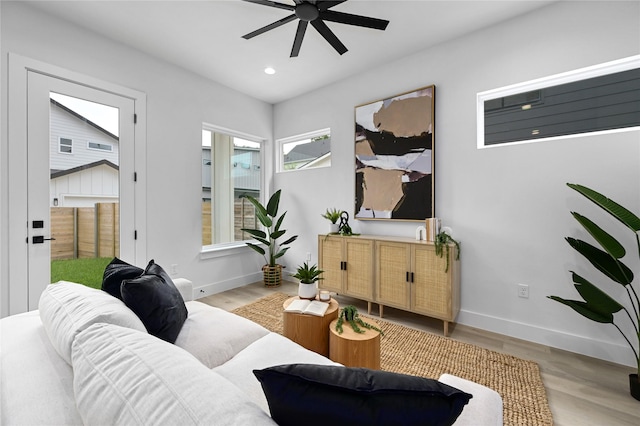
left=0, top=279, right=502, bottom=425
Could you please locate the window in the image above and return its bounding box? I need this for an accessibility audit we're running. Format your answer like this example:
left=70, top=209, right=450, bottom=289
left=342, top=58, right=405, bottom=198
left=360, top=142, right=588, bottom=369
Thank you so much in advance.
left=87, top=141, right=113, bottom=152
left=59, top=137, right=73, bottom=154
left=477, top=55, right=640, bottom=148
left=202, top=126, right=263, bottom=248
left=277, top=128, right=331, bottom=172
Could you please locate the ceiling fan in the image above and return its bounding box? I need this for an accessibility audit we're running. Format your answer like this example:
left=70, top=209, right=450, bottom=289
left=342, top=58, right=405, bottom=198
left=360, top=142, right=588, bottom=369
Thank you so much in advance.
left=241, top=0, right=390, bottom=57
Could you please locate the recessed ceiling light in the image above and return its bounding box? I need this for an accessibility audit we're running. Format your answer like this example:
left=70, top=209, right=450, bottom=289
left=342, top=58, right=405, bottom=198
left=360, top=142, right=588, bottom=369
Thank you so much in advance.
left=264, top=67, right=276, bottom=75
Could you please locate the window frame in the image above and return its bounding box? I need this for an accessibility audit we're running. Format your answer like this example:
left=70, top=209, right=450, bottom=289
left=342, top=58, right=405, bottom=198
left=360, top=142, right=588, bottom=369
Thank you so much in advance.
left=477, top=55, right=640, bottom=149
left=200, top=123, right=266, bottom=256
left=87, top=141, right=113, bottom=152
left=58, top=137, right=73, bottom=154
left=276, top=128, right=331, bottom=173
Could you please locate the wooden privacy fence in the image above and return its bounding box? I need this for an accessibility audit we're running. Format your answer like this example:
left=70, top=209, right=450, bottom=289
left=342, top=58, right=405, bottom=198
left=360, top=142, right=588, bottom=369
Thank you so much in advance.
left=50, top=203, right=119, bottom=260
left=202, top=198, right=258, bottom=246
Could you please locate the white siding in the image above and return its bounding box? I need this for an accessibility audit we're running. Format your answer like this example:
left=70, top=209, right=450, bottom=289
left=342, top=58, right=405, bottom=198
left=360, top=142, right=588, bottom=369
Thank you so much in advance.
left=50, top=163, right=119, bottom=207
left=50, top=102, right=119, bottom=171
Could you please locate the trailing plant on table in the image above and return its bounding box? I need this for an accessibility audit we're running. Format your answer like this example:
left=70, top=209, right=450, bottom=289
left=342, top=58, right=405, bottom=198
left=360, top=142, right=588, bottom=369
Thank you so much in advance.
left=241, top=190, right=298, bottom=267
left=548, top=183, right=640, bottom=399
left=335, top=305, right=383, bottom=335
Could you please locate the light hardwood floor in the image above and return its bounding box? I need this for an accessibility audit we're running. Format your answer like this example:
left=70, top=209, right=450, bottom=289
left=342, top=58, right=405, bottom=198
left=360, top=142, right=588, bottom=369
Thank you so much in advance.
left=200, top=281, right=640, bottom=426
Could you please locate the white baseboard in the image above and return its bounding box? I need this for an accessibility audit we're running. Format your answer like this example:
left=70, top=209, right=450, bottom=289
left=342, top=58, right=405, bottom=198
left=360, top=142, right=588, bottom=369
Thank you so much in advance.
left=192, top=271, right=263, bottom=299
left=457, top=309, right=635, bottom=368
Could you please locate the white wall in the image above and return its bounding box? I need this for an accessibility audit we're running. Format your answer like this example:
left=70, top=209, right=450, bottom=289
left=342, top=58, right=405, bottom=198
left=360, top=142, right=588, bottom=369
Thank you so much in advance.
left=0, top=1, right=274, bottom=315
left=274, top=1, right=640, bottom=366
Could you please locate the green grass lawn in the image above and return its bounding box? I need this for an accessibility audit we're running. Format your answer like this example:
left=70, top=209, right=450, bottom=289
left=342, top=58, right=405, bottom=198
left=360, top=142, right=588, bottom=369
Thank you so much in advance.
left=51, top=257, right=112, bottom=289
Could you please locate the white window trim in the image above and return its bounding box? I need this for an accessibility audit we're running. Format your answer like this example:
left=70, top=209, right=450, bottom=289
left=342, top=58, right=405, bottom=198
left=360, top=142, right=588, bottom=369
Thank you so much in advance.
left=200, top=122, right=266, bottom=254
left=276, top=127, right=331, bottom=173
left=58, top=137, right=73, bottom=154
left=87, top=141, right=113, bottom=152
left=477, top=54, right=640, bottom=149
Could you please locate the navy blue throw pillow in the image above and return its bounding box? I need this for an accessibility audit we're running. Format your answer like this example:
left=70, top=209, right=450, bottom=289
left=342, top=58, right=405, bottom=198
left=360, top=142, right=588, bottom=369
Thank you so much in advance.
left=253, top=364, right=472, bottom=426
left=101, top=257, right=144, bottom=300
left=120, top=260, right=188, bottom=343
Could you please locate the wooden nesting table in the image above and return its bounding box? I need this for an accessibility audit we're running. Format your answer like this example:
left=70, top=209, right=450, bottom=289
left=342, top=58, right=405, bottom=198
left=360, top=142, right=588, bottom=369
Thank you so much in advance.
left=282, top=297, right=339, bottom=357
left=328, top=318, right=381, bottom=369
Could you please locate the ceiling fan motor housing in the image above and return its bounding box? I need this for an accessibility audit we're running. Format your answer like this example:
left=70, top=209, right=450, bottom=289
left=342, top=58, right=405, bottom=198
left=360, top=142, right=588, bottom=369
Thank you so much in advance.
left=295, top=3, right=319, bottom=22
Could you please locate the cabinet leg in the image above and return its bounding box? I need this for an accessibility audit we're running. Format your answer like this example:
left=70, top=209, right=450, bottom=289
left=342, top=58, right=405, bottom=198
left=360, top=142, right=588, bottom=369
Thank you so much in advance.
left=443, top=321, right=449, bottom=337
left=367, top=301, right=372, bottom=315
left=379, top=304, right=384, bottom=318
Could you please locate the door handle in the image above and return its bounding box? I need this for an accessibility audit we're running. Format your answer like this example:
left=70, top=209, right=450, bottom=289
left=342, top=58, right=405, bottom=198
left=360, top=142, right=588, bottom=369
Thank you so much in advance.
left=32, top=236, right=56, bottom=244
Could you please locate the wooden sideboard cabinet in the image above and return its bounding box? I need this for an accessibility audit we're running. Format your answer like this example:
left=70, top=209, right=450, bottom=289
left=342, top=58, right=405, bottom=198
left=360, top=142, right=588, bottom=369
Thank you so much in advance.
left=318, top=234, right=374, bottom=301
left=319, top=234, right=460, bottom=336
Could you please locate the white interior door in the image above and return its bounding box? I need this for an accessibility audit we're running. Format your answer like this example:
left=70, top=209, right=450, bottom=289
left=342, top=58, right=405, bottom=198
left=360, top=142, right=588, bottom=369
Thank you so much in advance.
left=25, top=71, right=136, bottom=309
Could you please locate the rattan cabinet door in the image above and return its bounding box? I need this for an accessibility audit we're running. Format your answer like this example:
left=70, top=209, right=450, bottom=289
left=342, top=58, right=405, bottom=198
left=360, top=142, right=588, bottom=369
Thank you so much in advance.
left=410, top=244, right=452, bottom=320
left=343, top=238, right=374, bottom=299
left=375, top=241, right=411, bottom=310
left=318, top=235, right=344, bottom=293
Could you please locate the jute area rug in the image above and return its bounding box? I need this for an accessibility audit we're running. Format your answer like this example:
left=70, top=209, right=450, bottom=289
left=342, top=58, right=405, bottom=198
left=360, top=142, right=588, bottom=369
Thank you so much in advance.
left=232, top=292, right=553, bottom=426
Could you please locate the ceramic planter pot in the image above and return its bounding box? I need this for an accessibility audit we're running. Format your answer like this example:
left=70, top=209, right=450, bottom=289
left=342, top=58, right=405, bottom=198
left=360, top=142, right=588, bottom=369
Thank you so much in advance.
left=298, top=282, right=317, bottom=300
left=330, top=223, right=339, bottom=233
left=630, top=373, right=640, bottom=401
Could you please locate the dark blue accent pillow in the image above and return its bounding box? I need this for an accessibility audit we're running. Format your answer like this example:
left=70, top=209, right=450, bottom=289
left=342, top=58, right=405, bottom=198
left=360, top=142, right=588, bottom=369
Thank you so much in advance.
left=120, top=260, right=188, bottom=343
left=101, top=257, right=144, bottom=300
left=253, top=364, right=472, bottom=426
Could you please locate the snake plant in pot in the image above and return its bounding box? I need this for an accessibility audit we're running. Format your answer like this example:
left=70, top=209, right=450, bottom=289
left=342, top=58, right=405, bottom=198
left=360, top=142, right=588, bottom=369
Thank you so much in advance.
left=241, top=190, right=298, bottom=287
left=548, top=183, right=640, bottom=401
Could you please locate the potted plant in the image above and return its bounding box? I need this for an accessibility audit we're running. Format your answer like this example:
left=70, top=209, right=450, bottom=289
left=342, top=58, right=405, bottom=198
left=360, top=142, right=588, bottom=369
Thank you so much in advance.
left=321, top=208, right=343, bottom=233
left=434, top=230, right=460, bottom=273
left=335, top=305, right=384, bottom=335
left=291, top=262, right=323, bottom=300
left=241, top=190, right=298, bottom=287
left=548, top=183, right=640, bottom=401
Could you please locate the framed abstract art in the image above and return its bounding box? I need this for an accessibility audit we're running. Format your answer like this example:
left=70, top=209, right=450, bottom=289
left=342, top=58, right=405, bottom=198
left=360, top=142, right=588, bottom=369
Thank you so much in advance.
left=355, top=85, right=435, bottom=221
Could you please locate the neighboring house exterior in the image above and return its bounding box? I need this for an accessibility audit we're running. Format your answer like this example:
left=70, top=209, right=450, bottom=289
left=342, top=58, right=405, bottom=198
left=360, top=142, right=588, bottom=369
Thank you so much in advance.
left=50, top=160, right=119, bottom=208
left=49, top=99, right=120, bottom=207
left=201, top=146, right=260, bottom=202
left=283, top=137, right=331, bottom=170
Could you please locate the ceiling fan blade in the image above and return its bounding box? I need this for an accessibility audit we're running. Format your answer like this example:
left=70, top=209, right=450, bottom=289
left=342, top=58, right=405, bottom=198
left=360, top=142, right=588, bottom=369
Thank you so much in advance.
left=242, top=0, right=295, bottom=12
left=311, top=19, right=347, bottom=55
left=242, top=14, right=297, bottom=39
left=290, top=20, right=308, bottom=57
left=317, top=1, right=348, bottom=11
left=320, top=10, right=389, bottom=30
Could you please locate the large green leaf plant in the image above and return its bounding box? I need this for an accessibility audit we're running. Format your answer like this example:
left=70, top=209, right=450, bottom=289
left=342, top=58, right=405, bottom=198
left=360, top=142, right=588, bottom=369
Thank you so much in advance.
left=549, top=183, right=640, bottom=375
left=241, top=190, right=298, bottom=267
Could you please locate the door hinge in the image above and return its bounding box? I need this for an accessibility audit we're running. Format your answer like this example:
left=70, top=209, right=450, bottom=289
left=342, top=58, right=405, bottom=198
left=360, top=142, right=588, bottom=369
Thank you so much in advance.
left=134, top=230, right=138, bottom=240
left=134, top=172, right=137, bottom=182
left=134, top=113, right=137, bottom=124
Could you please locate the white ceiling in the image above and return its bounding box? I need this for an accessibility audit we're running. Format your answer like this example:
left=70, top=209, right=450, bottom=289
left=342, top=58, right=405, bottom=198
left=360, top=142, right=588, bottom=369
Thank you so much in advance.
left=26, top=0, right=556, bottom=104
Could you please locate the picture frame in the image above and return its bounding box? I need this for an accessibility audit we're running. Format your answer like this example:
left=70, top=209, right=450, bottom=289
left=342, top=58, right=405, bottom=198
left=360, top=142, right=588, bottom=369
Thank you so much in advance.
left=355, top=85, right=435, bottom=221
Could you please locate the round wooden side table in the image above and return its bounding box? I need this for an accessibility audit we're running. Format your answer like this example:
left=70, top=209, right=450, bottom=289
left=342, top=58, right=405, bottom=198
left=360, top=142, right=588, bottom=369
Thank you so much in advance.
left=282, top=297, right=339, bottom=357
left=329, top=318, right=381, bottom=369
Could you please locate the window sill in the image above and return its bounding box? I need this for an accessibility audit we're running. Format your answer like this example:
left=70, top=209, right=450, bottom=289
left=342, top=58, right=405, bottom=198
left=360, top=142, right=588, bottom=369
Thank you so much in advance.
left=199, top=241, right=263, bottom=260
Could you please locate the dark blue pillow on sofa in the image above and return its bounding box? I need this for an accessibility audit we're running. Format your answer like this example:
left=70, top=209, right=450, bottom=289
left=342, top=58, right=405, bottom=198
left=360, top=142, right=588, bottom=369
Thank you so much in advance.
left=101, top=257, right=144, bottom=300
left=253, top=364, right=472, bottom=426
left=120, top=260, right=187, bottom=343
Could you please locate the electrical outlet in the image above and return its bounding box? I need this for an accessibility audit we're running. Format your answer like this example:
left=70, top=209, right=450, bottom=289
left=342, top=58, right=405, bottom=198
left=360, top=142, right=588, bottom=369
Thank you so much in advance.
left=518, top=284, right=529, bottom=298
left=306, top=252, right=311, bottom=262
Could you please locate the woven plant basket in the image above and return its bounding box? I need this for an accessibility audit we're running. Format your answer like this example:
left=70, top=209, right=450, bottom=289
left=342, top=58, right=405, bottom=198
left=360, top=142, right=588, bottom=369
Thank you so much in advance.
left=262, top=264, right=282, bottom=287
